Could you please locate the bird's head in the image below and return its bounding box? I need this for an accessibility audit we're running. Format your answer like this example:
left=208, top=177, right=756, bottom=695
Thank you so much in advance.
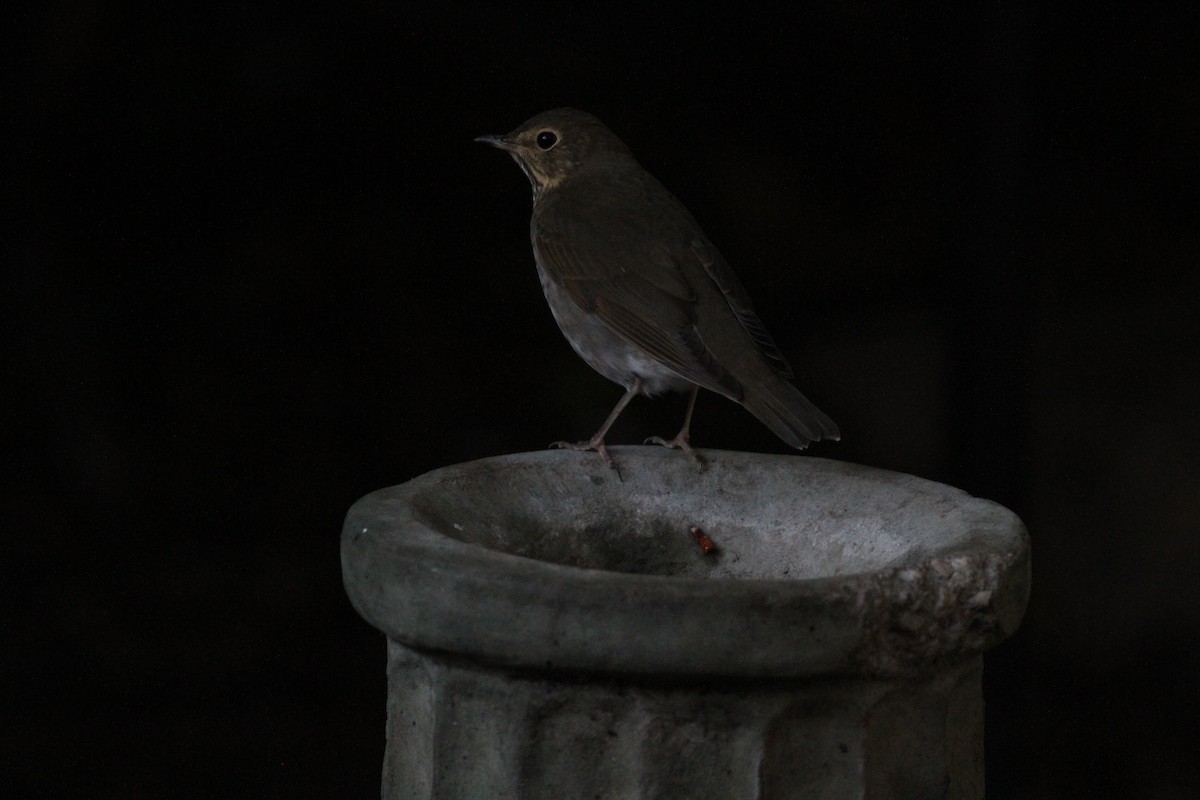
left=476, top=108, right=633, bottom=199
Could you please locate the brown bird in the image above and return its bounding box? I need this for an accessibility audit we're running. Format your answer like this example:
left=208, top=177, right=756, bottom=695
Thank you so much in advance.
left=476, top=108, right=838, bottom=468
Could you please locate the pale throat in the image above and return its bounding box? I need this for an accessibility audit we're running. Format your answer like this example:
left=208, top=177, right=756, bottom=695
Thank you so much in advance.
left=510, top=155, right=565, bottom=201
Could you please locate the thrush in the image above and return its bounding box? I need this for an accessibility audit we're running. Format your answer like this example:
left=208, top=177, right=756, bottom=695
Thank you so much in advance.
left=476, top=108, right=839, bottom=468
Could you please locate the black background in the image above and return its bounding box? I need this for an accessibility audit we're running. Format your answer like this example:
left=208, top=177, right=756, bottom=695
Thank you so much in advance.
left=9, top=5, right=1199, bottom=797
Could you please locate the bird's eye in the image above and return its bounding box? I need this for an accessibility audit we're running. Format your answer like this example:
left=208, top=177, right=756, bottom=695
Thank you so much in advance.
left=536, top=131, right=558, bottom=150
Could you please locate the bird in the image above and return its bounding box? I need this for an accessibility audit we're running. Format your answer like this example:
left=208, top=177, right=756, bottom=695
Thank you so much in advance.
left=476, top=108, right=838, bottom=469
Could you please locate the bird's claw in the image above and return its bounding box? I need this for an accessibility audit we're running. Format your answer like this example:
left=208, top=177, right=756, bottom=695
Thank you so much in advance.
left=550, top=438, right=617, bottom=471
left=644, top=434, right=704, bottom=467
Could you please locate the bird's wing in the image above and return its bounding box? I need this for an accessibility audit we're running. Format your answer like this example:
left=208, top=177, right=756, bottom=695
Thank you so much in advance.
left=534, top=195, right=743, bottom=399
left=690, top=239, right=795, bottom=378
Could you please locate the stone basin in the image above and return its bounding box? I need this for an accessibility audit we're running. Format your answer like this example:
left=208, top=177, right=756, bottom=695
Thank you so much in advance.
left=342, top=448, right=1029, bottom=679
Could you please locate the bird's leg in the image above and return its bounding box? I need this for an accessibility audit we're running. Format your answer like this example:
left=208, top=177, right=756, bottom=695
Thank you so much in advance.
left=645, top=385, right=703, bottom=466
left=551, top=377, right=642, bottom=470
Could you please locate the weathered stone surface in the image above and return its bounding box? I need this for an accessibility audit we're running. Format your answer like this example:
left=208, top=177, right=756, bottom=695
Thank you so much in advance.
left=381, top=642, right=984, bottom=799
left=342, top=448, right=1029, bottom=798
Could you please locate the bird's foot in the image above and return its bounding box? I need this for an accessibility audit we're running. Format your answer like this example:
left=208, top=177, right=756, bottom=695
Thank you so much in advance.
left=644, top=433, right=704, bottom=468
left=550, top=437, right=617, bottom=471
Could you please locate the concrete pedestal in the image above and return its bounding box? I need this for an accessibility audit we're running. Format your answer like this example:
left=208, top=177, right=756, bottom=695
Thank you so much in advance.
left=342, top=448, right=1030, bottom=799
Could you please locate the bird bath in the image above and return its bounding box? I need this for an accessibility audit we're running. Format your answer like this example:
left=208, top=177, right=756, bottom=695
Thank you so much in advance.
left=342, top=448, right=1029, bottom=799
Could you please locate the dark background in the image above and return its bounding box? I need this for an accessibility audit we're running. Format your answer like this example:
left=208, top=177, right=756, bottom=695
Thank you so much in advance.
left=9, top=5, right=1198, bottom=797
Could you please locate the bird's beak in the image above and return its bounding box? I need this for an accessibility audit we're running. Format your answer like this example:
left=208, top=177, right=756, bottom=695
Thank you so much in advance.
left=474, top=134, right=515, bottom=151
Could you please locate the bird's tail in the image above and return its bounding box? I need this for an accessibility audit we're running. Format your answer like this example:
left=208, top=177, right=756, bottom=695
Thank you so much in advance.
left=740, top=368, right=840, bottom=449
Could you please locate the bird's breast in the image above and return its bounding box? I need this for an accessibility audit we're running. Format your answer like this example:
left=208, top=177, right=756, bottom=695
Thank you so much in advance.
left=533, top=260, right=691, bottom=396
